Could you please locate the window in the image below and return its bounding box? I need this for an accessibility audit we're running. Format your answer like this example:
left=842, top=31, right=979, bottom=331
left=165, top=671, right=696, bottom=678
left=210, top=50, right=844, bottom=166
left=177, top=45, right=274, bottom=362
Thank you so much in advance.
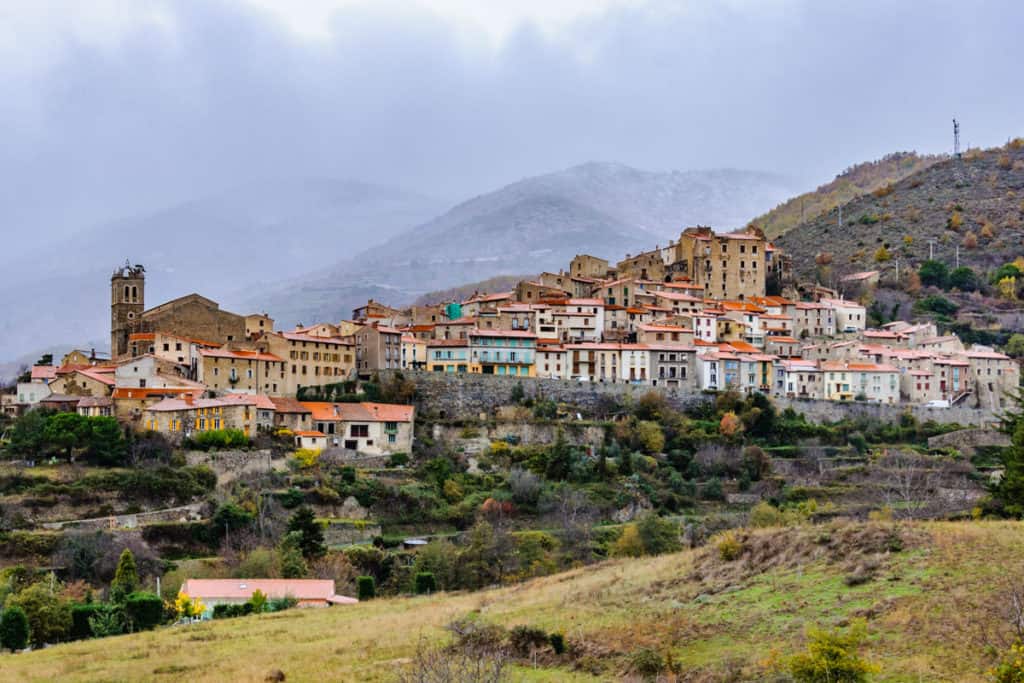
left=351, top=424, right=369, bottom=437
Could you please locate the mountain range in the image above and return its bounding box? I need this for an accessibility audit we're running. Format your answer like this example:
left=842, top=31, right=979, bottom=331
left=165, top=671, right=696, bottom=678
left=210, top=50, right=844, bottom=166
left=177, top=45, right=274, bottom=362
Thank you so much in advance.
left=243, top=162, right=797, bottom=328
left=0, top=179, right=446, bottom=364
left=0, top=162, right=797, bottom=375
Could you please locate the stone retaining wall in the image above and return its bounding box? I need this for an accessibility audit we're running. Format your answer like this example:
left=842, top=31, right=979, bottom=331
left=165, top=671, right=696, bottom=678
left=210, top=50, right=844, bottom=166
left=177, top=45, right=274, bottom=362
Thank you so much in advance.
left=383, top=370, right=1000, bottom=427
left=184, top=449, right=278, bottom=486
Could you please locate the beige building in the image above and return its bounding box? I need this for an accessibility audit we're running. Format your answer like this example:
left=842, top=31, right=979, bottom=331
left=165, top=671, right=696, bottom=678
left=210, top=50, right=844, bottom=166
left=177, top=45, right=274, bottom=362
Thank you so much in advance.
left=245, top=314, right=275, bottom=338
left=570, top=254, right=610, bottom=280
left=616, top=248, right=666, bottom=282
left=259, top=331, right=356, bottom=395
left=197, top=348, right=286, bottom=395
left=966, top=350, right=1020, bottom=410
left=302, top=402, right=415, bottom=454
left=820, top=362, right=899, bottom=403
left=142, top=394, right=261, bottom=439
left=354, top=324, right=403, bottom=376
left=674, top=226, right=767, bottom=301
left=515, top=280, right=570, bottom=303
left=401, top=334, right=427, bottom=370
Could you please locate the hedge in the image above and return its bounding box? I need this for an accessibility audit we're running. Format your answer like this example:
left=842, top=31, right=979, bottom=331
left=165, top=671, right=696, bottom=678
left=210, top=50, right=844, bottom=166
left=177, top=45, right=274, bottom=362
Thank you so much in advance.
left=70, top=604, right=105, bottom=640
left=124, top=592, right=164, bottom=631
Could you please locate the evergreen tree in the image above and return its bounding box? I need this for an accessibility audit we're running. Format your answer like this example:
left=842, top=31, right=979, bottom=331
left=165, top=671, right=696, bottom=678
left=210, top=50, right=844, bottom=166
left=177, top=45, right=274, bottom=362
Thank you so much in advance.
left=995, top=391, right=1024, bottom=517
left=278, top=532, right=308, bottom=578
left=286, top=506, right=326, bottom=560
left=544, top=430, right=574, bottom=481
left=110, top=549, right=139, bottom=602
left=0, top=606, right=29, bottom=651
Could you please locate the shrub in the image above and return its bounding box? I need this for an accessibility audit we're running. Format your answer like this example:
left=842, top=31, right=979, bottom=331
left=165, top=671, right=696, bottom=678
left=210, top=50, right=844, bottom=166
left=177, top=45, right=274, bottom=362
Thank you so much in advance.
left=947, top=210, right=964, bottom=231
left=914, top=295, right=958, bottom=317
left=716, top=531, right=743, bottom=561
left=873, top=246, right=891, bottom=262
left=124, top=592, right=163, bottom=631
left=749, top=502, right=786, bottom=527
left=509, top=624, right=549, bottom=655
left=0, top=606, right=29, bottom=651
left=630, top=648, right=664, bottom=677
left=247, top=589, right=268, bottom=614
left=293, top=448, right=321, bottom=469
left=87, top=606, right=124, bottom=637
left=268, top=596, right=298, bottom=612
left=110, top=548, right=139, bottom=601
left=948, top=266, right=978, bottom=292
left=387, top=452, right=409, bottom=468
left=611, top=524, right=645, bottom=558
left=6, top=582, right=72, bottom=646
left=918, top=260, right=949, bottom=288
left=357, top=576, right=376, bottom=601
left=635, top=513, right=680, bottom=555
left=549, top=632, right=566, bottom=655
left=414, top=572, right=436, bottom=595
left=70, top=603, right=105, bottom=640
left=963, top=231, right=978, bottom=249
left=703, top=477, right=725, bottom=501
left=787, top=621, right=876, bottom=683
left=992, top=642, right=1024, bottom=683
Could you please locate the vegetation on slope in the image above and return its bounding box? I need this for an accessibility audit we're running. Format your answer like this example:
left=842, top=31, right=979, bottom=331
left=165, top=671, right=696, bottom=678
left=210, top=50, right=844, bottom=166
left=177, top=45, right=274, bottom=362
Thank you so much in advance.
left=752, top=152, right=942, bottom=239
left=777, top=139, right=1024, bottom=284
left=5, top=520, right=1024, bottom=681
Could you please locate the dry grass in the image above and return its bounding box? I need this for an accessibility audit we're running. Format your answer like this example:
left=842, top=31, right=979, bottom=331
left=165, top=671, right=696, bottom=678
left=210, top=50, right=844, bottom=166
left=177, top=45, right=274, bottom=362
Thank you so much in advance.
left=5, top=521, right=1024, bottom=681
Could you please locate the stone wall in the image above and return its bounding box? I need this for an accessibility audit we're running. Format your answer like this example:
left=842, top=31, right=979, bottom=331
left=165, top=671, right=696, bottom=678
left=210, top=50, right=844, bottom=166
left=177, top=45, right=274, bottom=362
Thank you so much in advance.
left=184, top=449, right=279, bottom=486
left=431, top=422, right=607, bottom=448
left=323, top=519, right=381, bottom=546
left=382, top=370, right=1001, bottom=427
left=927, top=428, right=1010, bottom=455
left=384, top=370, right=711, bottom=419
left=42, top=502, right=205, bottom=531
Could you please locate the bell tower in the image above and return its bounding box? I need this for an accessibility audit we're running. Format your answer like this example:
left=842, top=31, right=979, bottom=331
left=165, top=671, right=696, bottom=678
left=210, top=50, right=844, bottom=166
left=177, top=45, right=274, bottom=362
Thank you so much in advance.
left=111, top=261, right=145, bottom=358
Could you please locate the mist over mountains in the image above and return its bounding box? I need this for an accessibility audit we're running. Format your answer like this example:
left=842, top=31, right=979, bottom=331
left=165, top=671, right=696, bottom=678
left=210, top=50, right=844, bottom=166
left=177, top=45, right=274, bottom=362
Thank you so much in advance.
left=0, top=178, right=445, bottom=363
left=244, top=162, right=797, bottom=329
left=0, top=161, right=795, bottom=371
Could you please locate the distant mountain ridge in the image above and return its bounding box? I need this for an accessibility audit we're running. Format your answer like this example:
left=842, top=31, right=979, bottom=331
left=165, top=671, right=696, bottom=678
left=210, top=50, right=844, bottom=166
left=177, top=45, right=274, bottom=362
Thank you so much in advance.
left=0, top=178, right=446, bottom=362
left=249, top=162, right=798, bottom=327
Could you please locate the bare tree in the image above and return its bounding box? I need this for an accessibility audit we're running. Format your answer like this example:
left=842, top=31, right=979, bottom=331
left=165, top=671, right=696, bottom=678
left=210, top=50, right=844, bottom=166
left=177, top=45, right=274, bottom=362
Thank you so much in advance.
left=542, top=485, right=596, bottom=562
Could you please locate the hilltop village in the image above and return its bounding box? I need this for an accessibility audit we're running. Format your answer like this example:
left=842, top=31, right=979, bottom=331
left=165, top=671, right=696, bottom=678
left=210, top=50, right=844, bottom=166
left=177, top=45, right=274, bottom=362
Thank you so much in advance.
left=4, top=224, right=1018, bottom=444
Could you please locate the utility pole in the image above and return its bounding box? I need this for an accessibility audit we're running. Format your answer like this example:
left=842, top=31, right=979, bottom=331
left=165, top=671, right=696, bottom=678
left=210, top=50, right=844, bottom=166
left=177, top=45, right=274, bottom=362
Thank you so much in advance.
left=928, top=240, right=935, bottom=261
left=955, top=245, right=960, bottom=269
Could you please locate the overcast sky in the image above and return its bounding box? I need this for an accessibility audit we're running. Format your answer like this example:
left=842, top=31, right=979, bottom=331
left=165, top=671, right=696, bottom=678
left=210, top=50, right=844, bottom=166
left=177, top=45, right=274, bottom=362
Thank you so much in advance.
left=2, top=0, right=1023, bottom=246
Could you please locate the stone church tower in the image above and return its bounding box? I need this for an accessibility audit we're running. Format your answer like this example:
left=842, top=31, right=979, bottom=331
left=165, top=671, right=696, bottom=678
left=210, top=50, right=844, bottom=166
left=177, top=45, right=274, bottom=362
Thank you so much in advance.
left=111, top=262, right=145, bottom=358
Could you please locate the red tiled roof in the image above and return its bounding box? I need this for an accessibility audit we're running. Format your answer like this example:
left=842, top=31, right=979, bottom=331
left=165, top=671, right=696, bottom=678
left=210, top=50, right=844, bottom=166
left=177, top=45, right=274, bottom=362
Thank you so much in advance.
left=31, top=366, right=57, bottom=381
left=179, top=579, right=356, bottom=604
left=294, top=430, right=325, bottom=438
left=113, top=387, right=201, bottom=400
left=268, top=396, right=312, bottom=413
left=301, top=401, right=414, bottom=423
left=199, top=348, right=284, bottom=362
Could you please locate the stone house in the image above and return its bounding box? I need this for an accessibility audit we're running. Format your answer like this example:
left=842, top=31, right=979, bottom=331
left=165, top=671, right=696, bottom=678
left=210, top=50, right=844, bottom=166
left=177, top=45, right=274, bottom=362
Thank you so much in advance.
left=354, top=324, right=403, bottom=377
left=674, top=227, right=767, bottom=301
left=648, top=345, right=698, bottom=390
left=569, top=254, right=611, bottom=280
left=197, top=348, right=286, bottom=395
left=258, top=331, right=356, bottom=396
left=142, top=394, right=261, bottom=438
left=301, top=401, right=415, bottom=454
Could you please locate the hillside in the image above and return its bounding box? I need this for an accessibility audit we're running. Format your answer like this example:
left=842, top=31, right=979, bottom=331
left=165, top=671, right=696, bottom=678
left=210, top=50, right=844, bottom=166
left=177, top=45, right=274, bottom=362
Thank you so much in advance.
left=249, top=162, right=798, bottom=327
left=6, top=521, right=1024, bottom=681
left=414, top=275, right=533, bottom=306
left=753, top=152, right=943, bottom=239
left=0, top=179, right=446, bottom=362
left=778, top=141, right=1024, bottom=284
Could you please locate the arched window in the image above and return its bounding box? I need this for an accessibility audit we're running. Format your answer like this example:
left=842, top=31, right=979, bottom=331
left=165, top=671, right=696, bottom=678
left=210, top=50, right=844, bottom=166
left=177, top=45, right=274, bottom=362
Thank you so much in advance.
left=124, top=285, right=130, bottom=302
left=131, top=286, right=138, bottom=302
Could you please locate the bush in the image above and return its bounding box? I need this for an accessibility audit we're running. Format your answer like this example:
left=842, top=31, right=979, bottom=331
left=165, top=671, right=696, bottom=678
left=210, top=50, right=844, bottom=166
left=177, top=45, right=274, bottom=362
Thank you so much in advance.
left=918, top=260, right=949, bottom=288
left=70, top=603, right=105, bottom=640
left=749, top=502, right=786, bottom=528
left=549, top=632, right=566, bottom=655
left=6, top=582, right=72, bottom=646
left=992, top=642, right=1024, bottom=683
left=357, top=576, right=376, bottom=601
left=187, top=429, right=249, bottom=451
left=0, top=606, right=29, bottom=651
left=387, top=452, right=409, bottom=468
left=914, top=295, right=958, bottom=317
left=716, top=531, right=743, bottom=561
left=509, top=624, right=549, bottom=655
left=124, top=592, right=164, bottom=631
left=414, top=572, right=436, bottom=595
left=268, top=596, right=298, bottom=612
left=788, top=621, right=876, bottom=682
left=635, top=514, right=680, bottom=555
left=703, top=477, right=725, bottom=501
left=630, top=648, right=664, bottom=677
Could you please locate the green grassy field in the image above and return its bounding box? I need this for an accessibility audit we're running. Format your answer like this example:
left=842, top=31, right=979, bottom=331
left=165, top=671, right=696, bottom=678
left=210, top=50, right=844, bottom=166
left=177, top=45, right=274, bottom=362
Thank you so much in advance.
left=5, top=520, right=1022, bottom=682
